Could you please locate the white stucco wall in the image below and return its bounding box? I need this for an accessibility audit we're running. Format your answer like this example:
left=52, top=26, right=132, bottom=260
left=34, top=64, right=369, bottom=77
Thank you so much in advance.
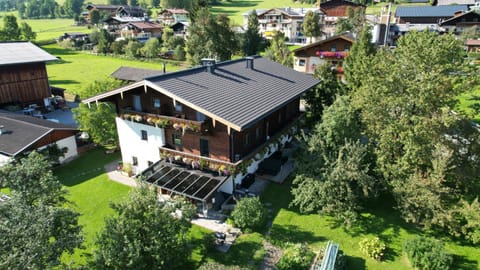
left=116, top=117, right=166, bottom=173
left=0, top=153, right=12, bottom=167
left=56, top=135, right=78, bottom=163
left=294, top=56, right=326, bottom=74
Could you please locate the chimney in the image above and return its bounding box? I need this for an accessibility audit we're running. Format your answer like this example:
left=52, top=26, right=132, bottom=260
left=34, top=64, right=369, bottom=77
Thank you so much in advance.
left=162, top=62, right=166, bottom=74
left=201, top=58, right=216, bottom=73
left=245, top=56, right=254, bottom=69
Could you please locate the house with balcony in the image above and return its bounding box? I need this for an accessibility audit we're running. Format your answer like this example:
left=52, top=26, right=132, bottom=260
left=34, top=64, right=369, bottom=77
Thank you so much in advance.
left=243, top=8, right=324, bottom=44
left=439, top=8, right=480, bottom=34
left=83, top=56, right=319, bottom=213
left=293, top=33, right=354, bottom=75
left=120, top=21, right=163, bottom=42
left=157, top=8, right=189, bottom=25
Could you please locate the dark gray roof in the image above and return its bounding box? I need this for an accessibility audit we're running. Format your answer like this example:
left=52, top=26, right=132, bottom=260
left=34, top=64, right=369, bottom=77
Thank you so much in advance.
left=111, top=66, right=164, bottom=82
left=85, top=56, right=320, bottom=131
left=0, top=42, right=57, bottom=66
left=0, top=113, right=77, bottom=156
left=395, top=5, right=468, bottom=17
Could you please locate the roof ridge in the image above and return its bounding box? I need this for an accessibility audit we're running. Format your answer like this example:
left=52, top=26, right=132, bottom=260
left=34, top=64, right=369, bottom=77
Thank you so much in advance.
left=0, top=114, right=52, bottom=131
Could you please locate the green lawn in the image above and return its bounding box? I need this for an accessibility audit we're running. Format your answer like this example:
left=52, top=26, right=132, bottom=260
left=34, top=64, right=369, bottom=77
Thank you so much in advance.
left=55, top=149, right=132, bottom=265
left=456, top=84, right=480, bottom=123
left=261, top=179, right=480, bottom=270
left=23, top=18, right=91, bottom=41
left=43, top=44, right=184, bottom=97
left=210, top=0, right=313, bottom=25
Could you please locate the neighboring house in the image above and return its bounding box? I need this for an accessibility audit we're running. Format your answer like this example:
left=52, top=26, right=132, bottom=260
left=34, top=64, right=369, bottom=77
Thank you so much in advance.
left=243, top=8, right=324, bottom=44
left=104, top=16, right=145, bottom=35
left=293, top=33, right=354, bottom=74
left=439, top=9, right=480, bottom=34
left=0, top=42, right=57, bottom=108
left=157, top=8, right=189, bottom=25
left=120, top=21, right=163, bottom=42
left=0, top=113, right=78, bottom=166
left=116, top=6, right=145, bottom=18
left=170, top=21, right=189, bottom=37
left=83, top=56, right=319, bottom=212
left=86, top=4, right=121, bottom=21
left=395, top=5, right=469, bottom=24
left=319, top=0, right=365, bottom=36
left=466, top=39, right=480, bottom=52
left=58, top=32, right=90, bottom=42
left=111, top=66, right=164, bottom=82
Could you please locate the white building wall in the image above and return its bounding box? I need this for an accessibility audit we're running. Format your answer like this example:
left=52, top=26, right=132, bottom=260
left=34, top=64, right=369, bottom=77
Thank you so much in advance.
left=56, top=135, right=78, bottom=163
left=0, top=154, right=11, bottom=167
left=116, top=117, right=166, bottom=174
left=294, top=56, right=326, bottom=74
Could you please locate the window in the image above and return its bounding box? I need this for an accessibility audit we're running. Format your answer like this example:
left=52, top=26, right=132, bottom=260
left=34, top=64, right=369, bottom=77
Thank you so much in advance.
left=244, top=133, right=249, bottom=146
left=197, top=112, right=206, bottom=121
left=172, top=134, right=182, bottom=147
left=200, top=139, right=209, bottom=157
left=132, top=156, right=138, bottom=166
left=330, top=45, right=336, bottom=52
left=141, top=130, right=148, bottom=141
left=299, top=59, right=306, bottom=66
left=153, top=98, right=161, bottom=108
left=344, top=45, right=350, bottom=51
left=255, top=127, right=260, bottom=140
left=175, top=102, right=183, bottom=112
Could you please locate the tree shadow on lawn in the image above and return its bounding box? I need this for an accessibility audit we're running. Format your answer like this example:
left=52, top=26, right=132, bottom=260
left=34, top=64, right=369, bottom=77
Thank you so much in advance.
left=49, top=79, right=80, bottom=86
left=269, top=223, right=325, bottom=246
left=346, top=255, right=366, bottom=270
left=42, top=46, right=78, bottom=56
left=54, top=149, right=119, bottom=187
left=207, top=236, right=264, bottom=268
left=452, top=254, right=478, bottom=270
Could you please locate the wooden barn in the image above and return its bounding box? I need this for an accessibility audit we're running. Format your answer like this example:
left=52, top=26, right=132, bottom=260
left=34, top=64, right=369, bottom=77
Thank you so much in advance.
left=0, top=42, right=57, bottom=108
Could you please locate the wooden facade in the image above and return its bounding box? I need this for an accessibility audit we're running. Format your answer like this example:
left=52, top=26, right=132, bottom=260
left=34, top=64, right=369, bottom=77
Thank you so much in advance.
left=32, top=130, right=77, bottom=150
left=320, top=0, right=364, bottom=17
left=107, top=86, right=301, bottom=163
left=0, top=63, right=51, bottom=106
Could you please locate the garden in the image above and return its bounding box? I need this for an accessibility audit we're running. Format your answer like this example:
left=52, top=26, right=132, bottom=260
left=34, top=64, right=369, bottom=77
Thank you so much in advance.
left=53, top=149, right=480, bottom=269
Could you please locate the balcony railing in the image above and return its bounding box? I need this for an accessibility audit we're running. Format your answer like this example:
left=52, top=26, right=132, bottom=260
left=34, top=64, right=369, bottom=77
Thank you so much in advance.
left=156, top=113, right=304, bottom=177
left=120, top=109, right=211, bottom=134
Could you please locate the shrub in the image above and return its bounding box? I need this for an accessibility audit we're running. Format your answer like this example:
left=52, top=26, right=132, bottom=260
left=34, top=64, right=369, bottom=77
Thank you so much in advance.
left=230, top=197, right=266, bottom=230
left=359, top=236, right=386, bottom=261
left=276, top=243, right=314, bottom=270
left=404, top=236, right=453, bottom=270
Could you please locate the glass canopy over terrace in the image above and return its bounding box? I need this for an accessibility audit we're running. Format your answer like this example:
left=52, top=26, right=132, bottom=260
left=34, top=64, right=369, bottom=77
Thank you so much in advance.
left=140, top=161, right=229, bottom=202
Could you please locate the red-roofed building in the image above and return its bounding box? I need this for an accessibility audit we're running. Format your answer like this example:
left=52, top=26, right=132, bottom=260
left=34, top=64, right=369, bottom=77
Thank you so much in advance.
left=121, top=21, right=163, bottom=41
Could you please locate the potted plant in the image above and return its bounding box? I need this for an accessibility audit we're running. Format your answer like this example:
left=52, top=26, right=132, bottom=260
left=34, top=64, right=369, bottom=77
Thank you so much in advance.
left=134, top=115, right=142, bottom=122
left=173, top=123, right=181, bottom=131
left=122, top=162, right=133, bottom=177
left=192, top=160, right=200, bottom=169
left=199, top=159, right=208, bottom=170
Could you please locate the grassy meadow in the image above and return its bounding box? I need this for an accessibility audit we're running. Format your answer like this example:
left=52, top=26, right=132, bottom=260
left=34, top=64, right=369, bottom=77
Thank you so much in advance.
left=43, top=44, right=184, bottom=97
left=55, top=149, right=131, bottom=265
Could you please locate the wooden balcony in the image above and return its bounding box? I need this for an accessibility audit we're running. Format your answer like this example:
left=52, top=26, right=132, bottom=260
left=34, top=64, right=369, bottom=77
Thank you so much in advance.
left=119, top=109, right=211, bottom=134
left=156, top=113, right=304, bottom=177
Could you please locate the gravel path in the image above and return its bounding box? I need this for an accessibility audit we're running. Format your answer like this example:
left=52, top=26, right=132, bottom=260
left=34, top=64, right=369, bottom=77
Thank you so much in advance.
left=260, top=241, right=283, bottom=270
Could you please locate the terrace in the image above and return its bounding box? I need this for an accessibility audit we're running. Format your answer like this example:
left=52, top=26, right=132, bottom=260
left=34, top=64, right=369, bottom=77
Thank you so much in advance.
left=140, top=160, right=229, bottom=204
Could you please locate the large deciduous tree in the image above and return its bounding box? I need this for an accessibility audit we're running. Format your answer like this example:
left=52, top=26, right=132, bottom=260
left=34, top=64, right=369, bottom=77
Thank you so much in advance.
left=91, top=186, right=194, bottom=269
left=352, top=31, right=479, bottom=232
left=336, top=7, right=365, bottom=37
left=264, top=31, right=292, bottom=67
left=343, top=25, right=375, bottom=90
left=73, top=78, right=124, bottom=150
left=0, top=152, right=83, bottom=269
left=0, top=15, right=20, bottom=40
left=303, top=10, right=321, bottom=44
left=304, top=63, right=344, bottom=125
left=186, top=9, right=237, bottom=65
left=242, top=9, right=261, bottom=56
left=141, top=37, right=161, bottom=58
left=291, top=96, right=374, bottom=226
